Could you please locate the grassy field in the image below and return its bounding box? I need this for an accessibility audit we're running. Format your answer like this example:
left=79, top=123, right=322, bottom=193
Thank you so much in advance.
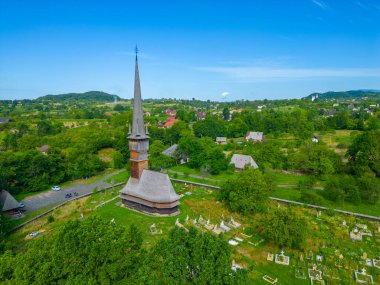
left=106, top=169, right=129, bottom=184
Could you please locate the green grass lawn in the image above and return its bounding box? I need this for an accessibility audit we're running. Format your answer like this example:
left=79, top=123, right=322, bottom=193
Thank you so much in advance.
left=271, top=187, right=380, bottom=217
left=105, top=169, right=129, bottom=184
left=270, top=172, right=305, bottom=185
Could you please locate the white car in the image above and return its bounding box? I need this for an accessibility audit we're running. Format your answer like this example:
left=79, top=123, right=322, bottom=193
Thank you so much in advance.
left=52, top=186, right=61, bottom=191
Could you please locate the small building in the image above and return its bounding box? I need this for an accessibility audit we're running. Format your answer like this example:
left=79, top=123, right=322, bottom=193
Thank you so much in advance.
left=312, top=135, right=322, bottom=143
left=37, top=145, right=50, bottom=155
left=0, top=190, right=21, bottom=213
left=162, top=144, right=189, bottom=164
left=165, top=109, right=177, bottom=116
left=0, top=117, right=10, bottom=123
left=216, top=137, right=227, bottom=145
left=246, top=131, right=264, bottom=142
left=164, top=117, right=179, bottom=128
left=230, top=154, right=258, bottom=171
left=196, top=112, right=206, bottom=120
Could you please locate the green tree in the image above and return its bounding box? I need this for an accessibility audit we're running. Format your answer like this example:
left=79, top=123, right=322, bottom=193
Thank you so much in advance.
left=0, top=217, right=144, bottom=284
left=347, top=131, right=380, bottom=175
left=143, top=228, right=247, bottom=284
left=193, top=117, right=225, bottom=139
left=149, top=140, right=175, bottom=169
left=219, top=169, right=269, bottom=214
left=223, top=107, right=230, bottom=120
left=357, top=172, right=380, bottom=204
left=112, top=150, right=125, bottom=169
left=258, top=208, right=308, bottom=249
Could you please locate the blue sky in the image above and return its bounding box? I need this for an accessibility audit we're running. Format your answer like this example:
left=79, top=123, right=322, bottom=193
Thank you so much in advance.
left=0, top=0, right=379, bottom=101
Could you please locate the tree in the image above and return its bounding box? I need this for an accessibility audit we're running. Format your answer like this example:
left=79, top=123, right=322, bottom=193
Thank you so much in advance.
left=193, top=117, right=225, bottom=139
left=0, top=218, right=144, bottom=284
left=166, top=121, right=191, bottom=144
left=357, top=172, right=380, bottom=204
left=219, top=169, right=269, bottom=214
left=289, top=143, right=341, bottom=175
left=112, top=151, right=125, bottom=169
left=143, top=228, right=247, bottom=284
left=223, top=107, right=230, bottom=120
left=149, top=140, right=175, bottom=169
left=347, top=131, right=380, bottom=175
left=177, top=137, right=229, bottom=174
left=258, top=208, right=308, bottom=249
left=323, top=175, right=363, bottom=205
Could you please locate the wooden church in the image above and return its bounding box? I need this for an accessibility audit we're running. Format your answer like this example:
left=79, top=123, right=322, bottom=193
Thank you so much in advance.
left=119, top=51, right=180, bottom=215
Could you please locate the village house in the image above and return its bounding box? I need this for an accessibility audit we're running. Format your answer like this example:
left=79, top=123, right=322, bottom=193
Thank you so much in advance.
left=164, top=117, right=179, bottom=128
left=246, top=131, right=265, bottom=142
left=162, top=144, right=189, bottom=164
left=196, top=112, right=206, bottom=120
left=0, top=117, right=11, bottom=123
left=215, top=137, right=227, bottom=145
left=230, top=154, right=258, bottom=171
left=165, top=109, right=177, bottom=117
left=0, top=190, right=22, bottom=214
left=36, top=145, right=50, bottom=155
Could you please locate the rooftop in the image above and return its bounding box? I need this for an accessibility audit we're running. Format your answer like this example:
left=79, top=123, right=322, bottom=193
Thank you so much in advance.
left=230, top=154, right=258, bottom=170
left=120, top=170, right=180, bottom=204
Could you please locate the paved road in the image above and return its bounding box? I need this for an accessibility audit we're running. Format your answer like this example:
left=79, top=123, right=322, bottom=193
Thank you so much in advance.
left=21, top=170, right=125, bottom=214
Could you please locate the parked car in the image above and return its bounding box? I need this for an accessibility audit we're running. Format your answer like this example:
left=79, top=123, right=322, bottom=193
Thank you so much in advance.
left=65, top=193, right=72, bottom=199
left=73, top=192, right=79, bottom=197
left=52, top=186, right=61, bottom=191
left=19, top=202, right=25, bottom=208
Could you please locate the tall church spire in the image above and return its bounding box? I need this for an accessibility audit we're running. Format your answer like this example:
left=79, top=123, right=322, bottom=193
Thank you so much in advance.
left=128, top=46, right=149, bottom=180
left=130, top=46, right=147, bottom=139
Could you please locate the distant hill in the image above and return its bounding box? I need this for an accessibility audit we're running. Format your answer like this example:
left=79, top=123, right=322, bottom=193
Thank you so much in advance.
left=305, top=90, right=380, bottom=100
left=37, top=91, right=121, bottom=102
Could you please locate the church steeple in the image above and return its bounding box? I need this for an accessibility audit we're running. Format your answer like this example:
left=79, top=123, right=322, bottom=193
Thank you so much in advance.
left=129, top=46, right=147, bottom=139
left=128, top=46, right=149, bottom=180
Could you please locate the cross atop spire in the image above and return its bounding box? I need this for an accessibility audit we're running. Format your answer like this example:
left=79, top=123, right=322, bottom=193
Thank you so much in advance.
left=129, top=46, right=147, bottom=139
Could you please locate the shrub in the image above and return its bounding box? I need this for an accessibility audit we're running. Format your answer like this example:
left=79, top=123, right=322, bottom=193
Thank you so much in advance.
left=47, top=215, right=55, bottom=223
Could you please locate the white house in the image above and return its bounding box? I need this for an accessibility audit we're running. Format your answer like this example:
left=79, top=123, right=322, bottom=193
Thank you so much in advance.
left=246, top=131, right=264, bottom=142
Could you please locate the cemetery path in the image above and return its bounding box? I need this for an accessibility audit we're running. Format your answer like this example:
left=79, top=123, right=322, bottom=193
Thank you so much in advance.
left=21, top=170, right=125, bottom=214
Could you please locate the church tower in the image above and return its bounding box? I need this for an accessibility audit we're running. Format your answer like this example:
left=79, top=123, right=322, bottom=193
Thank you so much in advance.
left=120, top=47, right=180, bottom=215
left=128, top=51, right=149, bottom=180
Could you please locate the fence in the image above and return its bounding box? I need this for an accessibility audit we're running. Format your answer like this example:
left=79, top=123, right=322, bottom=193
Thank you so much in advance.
left=171, top=178, right=380, bottom=221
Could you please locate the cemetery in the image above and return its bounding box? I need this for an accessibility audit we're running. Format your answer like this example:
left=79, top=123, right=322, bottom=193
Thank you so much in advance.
left=7, top=179, right=379, bottom=284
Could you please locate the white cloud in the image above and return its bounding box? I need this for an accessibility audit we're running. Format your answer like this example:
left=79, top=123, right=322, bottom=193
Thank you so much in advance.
left=196, top=66, right=380, bottom=81
left=221, top=91, right=229, bottom=98
left=312, top=0, right=327, bottom=9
